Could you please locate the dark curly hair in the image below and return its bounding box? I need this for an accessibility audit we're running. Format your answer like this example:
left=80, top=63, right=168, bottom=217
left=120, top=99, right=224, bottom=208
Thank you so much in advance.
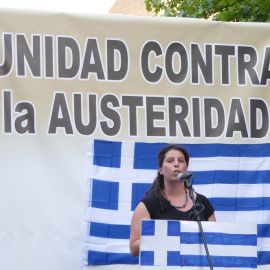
left=146, top=144, right=189, bottom=211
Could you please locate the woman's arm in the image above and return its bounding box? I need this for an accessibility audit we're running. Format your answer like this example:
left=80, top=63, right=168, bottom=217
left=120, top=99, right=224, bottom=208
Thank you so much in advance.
left=208, top=213, right=216, bottom=221
left=129, top=202, right=151, bottom=257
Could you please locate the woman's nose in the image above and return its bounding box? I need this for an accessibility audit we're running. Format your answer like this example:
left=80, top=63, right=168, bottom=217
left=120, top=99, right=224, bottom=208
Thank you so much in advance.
left=174, top=161, right=179, bottom=167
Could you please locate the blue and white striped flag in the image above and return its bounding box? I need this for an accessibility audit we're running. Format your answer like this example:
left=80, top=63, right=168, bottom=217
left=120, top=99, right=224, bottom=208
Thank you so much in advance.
left=140, top=220, right=257, bottom=269
left=81, top=139, right=270, bottom=269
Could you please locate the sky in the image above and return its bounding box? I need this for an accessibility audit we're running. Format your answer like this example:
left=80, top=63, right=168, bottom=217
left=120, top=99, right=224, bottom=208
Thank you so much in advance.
left=1, top=0, right=116, bottom=14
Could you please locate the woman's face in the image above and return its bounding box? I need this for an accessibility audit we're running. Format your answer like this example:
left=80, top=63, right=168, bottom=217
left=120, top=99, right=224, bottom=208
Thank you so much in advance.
left=158, top=149, right=188, bottom=182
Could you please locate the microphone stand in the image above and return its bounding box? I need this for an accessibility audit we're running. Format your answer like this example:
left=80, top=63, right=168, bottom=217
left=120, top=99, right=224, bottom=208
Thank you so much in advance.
left=185, top=174, right=214, bottom=270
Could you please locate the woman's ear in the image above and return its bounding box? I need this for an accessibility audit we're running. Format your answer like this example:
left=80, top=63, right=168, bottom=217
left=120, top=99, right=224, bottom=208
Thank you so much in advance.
left=158, top=167, right=163, bottom=175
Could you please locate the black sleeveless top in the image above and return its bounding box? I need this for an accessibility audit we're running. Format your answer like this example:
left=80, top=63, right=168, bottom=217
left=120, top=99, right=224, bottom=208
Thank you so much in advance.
left=140, top=192, right=214, bottom=221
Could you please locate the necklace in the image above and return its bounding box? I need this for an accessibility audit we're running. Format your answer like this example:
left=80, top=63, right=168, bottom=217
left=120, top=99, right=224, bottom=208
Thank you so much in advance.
left=162, top=188, right=188, bottom=209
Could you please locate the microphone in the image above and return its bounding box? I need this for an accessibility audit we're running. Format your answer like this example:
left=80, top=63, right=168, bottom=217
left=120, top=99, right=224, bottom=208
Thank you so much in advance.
left=177, top=173, right=193, bottom=182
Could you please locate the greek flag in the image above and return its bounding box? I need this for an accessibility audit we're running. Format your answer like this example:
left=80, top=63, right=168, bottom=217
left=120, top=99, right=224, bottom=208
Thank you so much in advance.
left=81, top=139, right=270, bottom=269
left=140, top=220, right=257, bottom=269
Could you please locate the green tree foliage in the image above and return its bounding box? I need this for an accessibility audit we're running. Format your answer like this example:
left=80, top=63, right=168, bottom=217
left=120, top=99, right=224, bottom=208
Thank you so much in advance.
left=145, top=0, right=270, bottom=22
